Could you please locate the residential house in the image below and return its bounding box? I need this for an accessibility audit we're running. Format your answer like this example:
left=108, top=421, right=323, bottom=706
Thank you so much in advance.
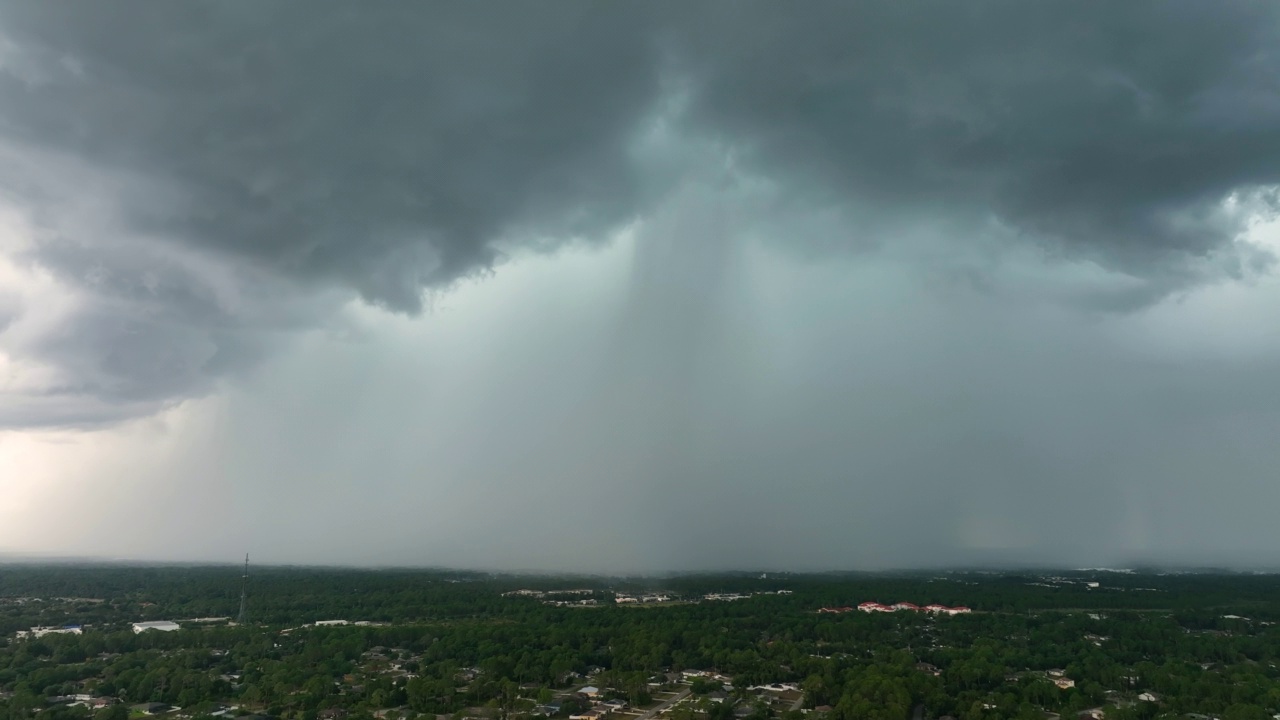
left=750, top=684, right=800, bottom=693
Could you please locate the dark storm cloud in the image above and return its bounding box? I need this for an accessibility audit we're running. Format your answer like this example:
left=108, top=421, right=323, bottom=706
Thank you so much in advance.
left=1, top=1, right=1280, bottom=428
left=5, top=1, right=1280, bottom=294
left=674, top=1, right=1280, bottom=272
left=0, top=2, right=661, bottom=311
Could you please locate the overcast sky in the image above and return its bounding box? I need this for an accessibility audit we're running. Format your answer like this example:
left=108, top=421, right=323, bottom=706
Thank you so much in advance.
left=3, top=2, right=1280, bottom=573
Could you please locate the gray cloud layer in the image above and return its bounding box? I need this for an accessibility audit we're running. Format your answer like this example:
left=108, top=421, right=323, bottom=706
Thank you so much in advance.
left=1, top=3, right=661, bottom=310
left=1, top=1, right=1279, bottom=429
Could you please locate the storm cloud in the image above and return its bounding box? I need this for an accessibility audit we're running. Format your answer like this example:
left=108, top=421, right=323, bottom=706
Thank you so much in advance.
left=3, top=1, right=1280, bottom=425
left=2, top=2, right=1280, bottom=569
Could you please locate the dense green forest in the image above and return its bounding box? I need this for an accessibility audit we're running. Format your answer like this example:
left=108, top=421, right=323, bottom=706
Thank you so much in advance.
left=2, top=567, right=1278, bottom=720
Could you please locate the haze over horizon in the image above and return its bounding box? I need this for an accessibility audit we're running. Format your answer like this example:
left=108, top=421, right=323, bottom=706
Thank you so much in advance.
left=0, top=551, right=1272, bottom=577
left=4, top=2, right=1280, bottom=574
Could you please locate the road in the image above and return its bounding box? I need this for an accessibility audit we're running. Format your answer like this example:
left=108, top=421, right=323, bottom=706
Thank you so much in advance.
left=636, top=688, right=692, bottom=720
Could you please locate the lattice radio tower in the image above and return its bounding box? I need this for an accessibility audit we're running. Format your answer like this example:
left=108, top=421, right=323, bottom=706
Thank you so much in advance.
left=237, top=554, right=249, bottom=624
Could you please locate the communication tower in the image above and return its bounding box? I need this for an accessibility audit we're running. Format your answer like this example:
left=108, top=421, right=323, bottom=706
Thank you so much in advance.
left=237, top=554, right=249, bottom=624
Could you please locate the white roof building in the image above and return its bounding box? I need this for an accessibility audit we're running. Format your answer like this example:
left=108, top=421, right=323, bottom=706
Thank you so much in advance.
left=132, top=621, right=180, bottom=633
left=16, top=626, right=83, bottom=639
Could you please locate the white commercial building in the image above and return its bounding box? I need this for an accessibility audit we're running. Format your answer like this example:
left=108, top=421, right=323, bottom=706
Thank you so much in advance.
left=132, top=621, right=180, bottom=633
left=16, top=626, right=83, bottom=639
